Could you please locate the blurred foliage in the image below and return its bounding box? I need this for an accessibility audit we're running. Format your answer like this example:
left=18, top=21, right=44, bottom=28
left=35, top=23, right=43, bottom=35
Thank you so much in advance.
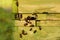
left=0, top=7, right=14, bottom=40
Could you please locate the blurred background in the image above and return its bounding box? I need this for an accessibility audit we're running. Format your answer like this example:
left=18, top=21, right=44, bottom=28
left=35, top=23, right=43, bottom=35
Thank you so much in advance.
left=0, top=0, right=14, bottom=40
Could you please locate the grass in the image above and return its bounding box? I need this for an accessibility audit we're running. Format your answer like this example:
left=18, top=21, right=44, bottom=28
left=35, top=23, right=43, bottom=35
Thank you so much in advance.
left=0, top=7, right=14, bottom=40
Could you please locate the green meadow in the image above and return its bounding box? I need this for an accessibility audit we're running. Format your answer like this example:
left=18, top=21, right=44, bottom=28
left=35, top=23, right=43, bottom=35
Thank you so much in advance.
left=0, top=7, right=14, bottom=40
